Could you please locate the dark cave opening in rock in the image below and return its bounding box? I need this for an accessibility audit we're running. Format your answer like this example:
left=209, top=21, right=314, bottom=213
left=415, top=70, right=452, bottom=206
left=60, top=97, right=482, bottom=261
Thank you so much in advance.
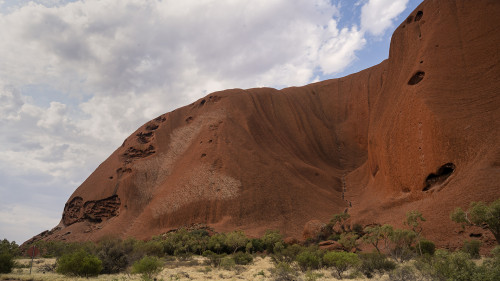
left=423, top=163, right=456, bottom=191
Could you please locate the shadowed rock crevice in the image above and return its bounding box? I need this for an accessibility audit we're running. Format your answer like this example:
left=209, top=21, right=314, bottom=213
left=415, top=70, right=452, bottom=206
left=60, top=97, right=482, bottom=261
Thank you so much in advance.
left=415, top=11, right=423, bottom=22
left=423, top=163, right=456, bottom=191
left=121, top=145, right=156, bottom=163
left=408, top=71, right=425, bottom=85
left=62, top=195, right=121, bottom=226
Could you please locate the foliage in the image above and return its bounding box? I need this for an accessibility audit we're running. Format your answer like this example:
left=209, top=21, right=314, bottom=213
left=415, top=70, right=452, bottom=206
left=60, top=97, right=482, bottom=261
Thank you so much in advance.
left=35, top=240, right=95, bottom=258
left=272, top=244, right=304, bottom=263
left=261, top=230, right=283, bottom=253
left=219, top=256, right=236, bottom=269
left=405, top=210, right=426, bottom=255
left=388, top=265, right=418, bottom=281
left=0, top=252, right=14, bottom=273
left=295, top=247, right=323, bottom=271
left=202, top=250, right=227, bottom=267
left=322, top=251, right=360, bottom=279
left=428, top=250, right=478, bottom=281
left=270, top=262, right=298, bottom=281
left=96, top=237, right=135, bottom=274
left=417, top=239, right=435, bottom=256
left=56, top=249, right=103, bottom=277
left=232, top=251, right=253, bottom=265
left=131, top=256, right=162, bottom=279
left=338, top=232, right=359, bottom=250
left=388, top=229, right=417, bottom=262
left=362, top=224, right=393, bottom=253
left=225, top=230, right=248, bottom=253
left=0, top=239, right=19, bottom=257
left=451, top=198, right=500, bottom=244
left=462, top=239, right=482, bottom=259
left=358, top=251, right=396, bottom=278
left=329, top=213, right=351, bottom=234
left=163, top=228, right=210, bottom=255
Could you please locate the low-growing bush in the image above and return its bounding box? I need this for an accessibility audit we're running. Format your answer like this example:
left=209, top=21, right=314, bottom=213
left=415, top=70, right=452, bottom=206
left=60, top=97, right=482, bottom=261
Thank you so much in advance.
left=430, top=250, right=478, bottom=281
left=0, top=252, right=14, bottom=273
left=462, top=239, right=482, bottom=259
left=358, top=251, right=396, bottom=278
left=270, top=261, right=298, bottom=281
left=322, top=251, right=361, bottom=279
left=273, top=244, right=304, bottom=263
left=232, top=251, right=253, bottom=265
left=56, top=249, right=103, bottom=277
left=220, top=256, right=236, bottom=269
left=388, top=265, right=418, bottom=281
left=203, top=250, right=227, bottom=267
left=295, top=247, right=323, bottom=271
left=131, top=256, right=162, bottom=280
left=417, top=239, right=435, bottom=256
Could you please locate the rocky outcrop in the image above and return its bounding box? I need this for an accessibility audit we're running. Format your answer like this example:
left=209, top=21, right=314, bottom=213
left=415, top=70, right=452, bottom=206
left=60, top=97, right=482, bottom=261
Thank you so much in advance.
left=29, top=0, right=500, bottom=247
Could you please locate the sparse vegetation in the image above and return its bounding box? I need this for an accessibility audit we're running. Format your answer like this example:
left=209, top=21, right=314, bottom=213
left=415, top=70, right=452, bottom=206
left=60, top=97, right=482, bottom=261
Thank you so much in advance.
left=322, top=251, right=360, bottom=279
left=451, top=198, right=500, bottom=244
left=131, top=256, right=162, bottom=280
left=56, top=249, right=103, bottom=277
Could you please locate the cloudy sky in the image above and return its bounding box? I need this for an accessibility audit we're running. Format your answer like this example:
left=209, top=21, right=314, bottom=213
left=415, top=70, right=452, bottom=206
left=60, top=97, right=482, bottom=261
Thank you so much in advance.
left=0, top=0, right=423, bottom=244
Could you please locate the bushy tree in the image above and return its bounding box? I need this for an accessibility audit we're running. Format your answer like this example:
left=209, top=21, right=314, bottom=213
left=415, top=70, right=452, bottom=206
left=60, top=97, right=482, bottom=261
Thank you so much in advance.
left=406, top=210, right=426, bottom=255
left=338, top=232, right=359, bottom=251
left=358, top=251, right=396, bottom=278
left=295, top=247, right=323, bottom=271
left=232, top=251, right=253, bottom=265
left=451, top=198, right=500, bottom=244
left=388, top=229, right=417, bottom=262
left=96, top=237, right=135, bottom=274
left=225, top=230, right=248, bottom=253
left=56, top=249, right=103, bottom=277
left=261, top=230, right=283, bottom=253
left=462, top=240, right=482, bottom=259
left=429, top=250, right=478, bottom=281
left=417, top=240, right=435, bottom=256
left=322, top=251, right=360, bottom=279
left=0, top=252, right=14, bottom=274
left=131, top=256, right=162, bottom=280
left=363, top=224, right=393, bottom=253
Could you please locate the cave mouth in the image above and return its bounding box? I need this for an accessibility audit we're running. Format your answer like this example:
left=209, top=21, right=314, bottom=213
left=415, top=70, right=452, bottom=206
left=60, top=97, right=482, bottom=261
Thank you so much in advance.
left=423, top=163, right=456, bottom=191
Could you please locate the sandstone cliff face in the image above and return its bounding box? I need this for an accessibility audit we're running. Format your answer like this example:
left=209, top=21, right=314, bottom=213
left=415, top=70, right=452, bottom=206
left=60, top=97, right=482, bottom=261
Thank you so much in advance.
left=36, top=0, right=499, bottom=247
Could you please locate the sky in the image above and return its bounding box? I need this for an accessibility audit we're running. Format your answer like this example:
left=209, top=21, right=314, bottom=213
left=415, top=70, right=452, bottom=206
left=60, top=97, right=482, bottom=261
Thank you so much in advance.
left=0, top=0, right=423, bottom=244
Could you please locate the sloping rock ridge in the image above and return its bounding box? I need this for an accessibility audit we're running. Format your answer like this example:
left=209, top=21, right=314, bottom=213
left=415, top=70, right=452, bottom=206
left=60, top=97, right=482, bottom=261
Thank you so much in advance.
left=31, top=0, right=500, bottom=249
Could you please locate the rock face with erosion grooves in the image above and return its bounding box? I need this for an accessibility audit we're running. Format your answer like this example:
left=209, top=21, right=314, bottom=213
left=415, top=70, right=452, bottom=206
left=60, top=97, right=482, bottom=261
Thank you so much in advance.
left=31, top=0, right=500, bottom=248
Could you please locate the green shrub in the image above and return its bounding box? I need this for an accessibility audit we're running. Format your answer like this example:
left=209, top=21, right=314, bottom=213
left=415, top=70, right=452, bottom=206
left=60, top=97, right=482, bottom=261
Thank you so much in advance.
left=202, top=250, right=227, bottom=267
left=358, top=251, right=396, bottom=278
left=417, top=239, right=435, bottom=256
left=131, top=256, right=162, bottom=279
left=430, top=250, right=478, bottom=281
left=338, top=232, right=358, bottom=250
left=0, top=252, right=14, bottom=273
left=96, top=237, right=134, bottom=274
left=388, top=265, right=418, bottom=281
left=261, top=230, right=283, bottom=253
left=474, top=246, right=500, bottom=281
left=270, top=262, right=298, bottom=281
left=219, top=256, right=236, bottom=269
left=0, top=239, right=19, bottom=257
left=273, top=244, right=304, bottom=263
left=232, top=251, right=253, bottom=265
left=352, top=224, right=364, bottom=236
left=322, top=251, right=361, bottom=279
left=295, top=247, right=323, bottom=271
left=462, top=240, right=482, bottom=259
left=388, top=229, right=417, bottom=262
left=451, top=198, right=500, bottom=244
left=56, top=249, right=103, bottom=277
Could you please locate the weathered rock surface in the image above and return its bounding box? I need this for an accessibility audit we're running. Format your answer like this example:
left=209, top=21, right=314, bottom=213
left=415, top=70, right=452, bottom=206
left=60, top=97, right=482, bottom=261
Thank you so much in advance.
left=29, top=0, right=500, bottom=248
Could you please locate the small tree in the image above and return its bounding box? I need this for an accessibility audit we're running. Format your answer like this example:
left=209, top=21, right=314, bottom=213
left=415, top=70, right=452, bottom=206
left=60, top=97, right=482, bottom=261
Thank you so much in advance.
left=261, top=230, right=283, bottom=253
left=451, top=198, right=500, bottom=244
left=363, top=224, right=393, bottom=253
left=339, top=232, right=359, bottom=251
left=225, top=230, right=248, bottom=253
left=131, top=256, right=162, bottom=280
left=323, top=251, right=360, bottom=279
left=388, top=229, right=417, bottom=262
left=405, top=210, right=426, bottom=255
left=56, top=249, right=103, bottom=277
left=0, top=252, right=14, bottom=273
